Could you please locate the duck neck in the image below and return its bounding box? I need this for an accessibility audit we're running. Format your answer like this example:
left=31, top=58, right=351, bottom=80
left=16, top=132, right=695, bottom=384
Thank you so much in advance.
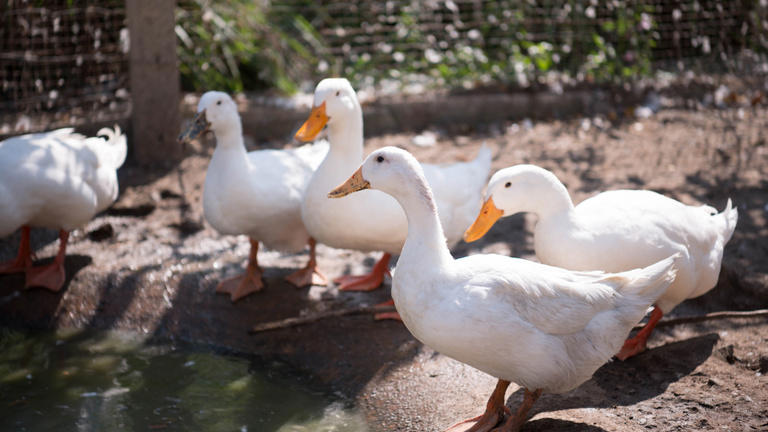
left=529, top=178, right=575, bottom=222
left=212, top=121, right=246, bottom=155
left=326, top=108, right=364, bottom=164
left=393, top=177, right=454, bottom=271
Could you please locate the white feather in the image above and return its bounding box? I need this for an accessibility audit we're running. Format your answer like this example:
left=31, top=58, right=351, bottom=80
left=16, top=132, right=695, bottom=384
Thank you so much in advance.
left=301, top=79, right=491, bottom=254
left=198, top=91, right=327, bottom=252
left=484, top=164, right=738, bottom=313
left=356, top=147, right=677, bottom=394
left=0, top=126, right=126, bottom=235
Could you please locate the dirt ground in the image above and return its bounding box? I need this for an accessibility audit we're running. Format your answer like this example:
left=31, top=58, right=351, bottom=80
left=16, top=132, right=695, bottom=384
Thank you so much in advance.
left=1, top=104, right=767, bottom=431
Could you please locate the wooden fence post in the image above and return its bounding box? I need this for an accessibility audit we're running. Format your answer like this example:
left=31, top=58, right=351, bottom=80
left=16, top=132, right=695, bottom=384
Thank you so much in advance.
left=126, top=0, right=181, bottom=165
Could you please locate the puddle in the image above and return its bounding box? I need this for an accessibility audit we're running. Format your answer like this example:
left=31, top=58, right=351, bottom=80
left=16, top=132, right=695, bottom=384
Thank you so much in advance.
left=0, top=328, right=368, bottom=431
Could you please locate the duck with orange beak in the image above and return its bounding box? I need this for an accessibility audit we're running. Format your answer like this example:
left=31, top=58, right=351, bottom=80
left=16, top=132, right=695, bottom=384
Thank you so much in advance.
left=295, top=78, right=492, bottom=299
left=328, top=147, right=678, bottom=431
left=464, top=164, right=737, bottom=360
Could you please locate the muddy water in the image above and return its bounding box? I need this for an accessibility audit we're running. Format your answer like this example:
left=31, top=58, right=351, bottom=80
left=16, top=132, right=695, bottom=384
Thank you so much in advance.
left=0, top=328, right=368, bottom=432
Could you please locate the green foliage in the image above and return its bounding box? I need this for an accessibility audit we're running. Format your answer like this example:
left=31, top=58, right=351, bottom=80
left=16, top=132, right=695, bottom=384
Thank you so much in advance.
left=175, top=0, right=321, bottom=93
left=329, top=1, right=660, bottom=91
left=175, top=1, right=666, bottom=92
left=580, top=3, right=657, bottom=82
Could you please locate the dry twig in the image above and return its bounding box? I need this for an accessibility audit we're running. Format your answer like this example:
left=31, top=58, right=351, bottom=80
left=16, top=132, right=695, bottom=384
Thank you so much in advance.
left=250, top=306, right=768, bottom=334
left=250, top=305, right=396, bottom=333
left=632, top=308, right=768, bottom=331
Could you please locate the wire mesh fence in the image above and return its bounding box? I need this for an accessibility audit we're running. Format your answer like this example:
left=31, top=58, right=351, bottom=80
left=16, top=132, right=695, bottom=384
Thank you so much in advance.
left=268, top=0, right=768, bottom=90
left=0, top=0, right=130, bottom=135
left=2, top=1, right=767, bottom=135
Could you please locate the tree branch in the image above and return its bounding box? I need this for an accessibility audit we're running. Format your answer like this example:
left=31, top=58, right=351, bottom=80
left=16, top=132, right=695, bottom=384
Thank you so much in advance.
left=249, top=306, right=768, bottom=334
left=250, top=305, right=396, bottom=333
left=633, top=308, right=768, bottom=331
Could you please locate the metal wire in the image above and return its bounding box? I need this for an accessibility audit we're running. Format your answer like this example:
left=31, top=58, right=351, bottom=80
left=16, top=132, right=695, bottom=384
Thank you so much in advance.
left=271, top=0, right=767, bottom=81
left=1, top=1, right=766, bottom=134
left=0, top=1, right=129, bottom=134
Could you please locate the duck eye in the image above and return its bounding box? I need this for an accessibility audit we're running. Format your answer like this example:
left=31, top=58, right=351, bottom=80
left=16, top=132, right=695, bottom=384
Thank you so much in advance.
left=216, top=100, right=222, bottom=106
left=505, top=182, right=512, bottom=188
left=376, top=155, right=384, bottom=163
left=335, top=91, right=340, bottom=97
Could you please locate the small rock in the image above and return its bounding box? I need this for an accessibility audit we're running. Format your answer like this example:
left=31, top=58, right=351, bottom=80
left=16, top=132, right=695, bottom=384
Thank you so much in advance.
left=716, top=344, right=737, bottom=364
left=106, top=203, right=156, bottom=217
left=307, top=286, right=327, bottom=301
left=412, top=131, right=437, bottom=148
left=635, top=106, right=654, bottom=119
left=714, top=85, right=730, bottom=107
left=87, top=223, right=114, bottom=242
left=759, top=356, right=768, bottom=373
left=160, top=189, right=183, bottom=200
left=522, top=118, right=533, bottom=130
left=171, top=219, right=203, bottom=237
left=707, top=377, right=724, bottom=387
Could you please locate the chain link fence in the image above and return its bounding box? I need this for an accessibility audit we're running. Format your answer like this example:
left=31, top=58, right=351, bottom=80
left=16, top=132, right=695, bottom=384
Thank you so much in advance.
left=2, top=1, right=766, bottom=135
left=0, top=0, right=129, bottom=135
left=269, top=0, right=768, bottom=90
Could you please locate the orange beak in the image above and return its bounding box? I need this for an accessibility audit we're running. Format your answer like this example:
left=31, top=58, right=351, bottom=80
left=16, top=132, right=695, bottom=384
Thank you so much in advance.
left=328, top=166, right=370, bottom=198
left=463, top=197, right=504, bottom=242
left=295, top=102, right=329, bottom=142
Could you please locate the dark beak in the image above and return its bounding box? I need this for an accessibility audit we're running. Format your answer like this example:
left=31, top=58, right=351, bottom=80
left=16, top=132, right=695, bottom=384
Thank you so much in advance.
left=178, top=110, right=211, bottom=147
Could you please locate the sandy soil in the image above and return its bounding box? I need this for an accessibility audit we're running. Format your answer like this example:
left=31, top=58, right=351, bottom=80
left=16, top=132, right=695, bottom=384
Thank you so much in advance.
left=1, top=105, right=767, bottom=431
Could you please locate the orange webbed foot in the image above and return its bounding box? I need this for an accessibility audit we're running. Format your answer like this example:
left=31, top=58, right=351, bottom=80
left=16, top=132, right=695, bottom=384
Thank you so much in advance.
left=373, top=299, right=402, bottom=321
left=216, top=271, right=264, bottom=302
left=334, top=253, right=391, bottom=292
left=616, top=335, right=649, bottom=360
left=616, top=306, right=663, bottom=361
left=24, top=229, right=68, bottom=292
left=334, top=274, right=385, bottom=292
left=25, top=261, right=67, bottom=292
left=0, top=226, right=33, bottom=275
left=445, top=380, right=511, bottom=432
left=445, top=407, right=509, bottom=432
left=285, top=266, right=328, bottom=288
left=285, top=237, right=327, bottom=288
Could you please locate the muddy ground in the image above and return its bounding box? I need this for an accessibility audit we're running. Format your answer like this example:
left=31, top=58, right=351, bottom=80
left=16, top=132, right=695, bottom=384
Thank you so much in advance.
left=1, top=104, right=767, bottom=431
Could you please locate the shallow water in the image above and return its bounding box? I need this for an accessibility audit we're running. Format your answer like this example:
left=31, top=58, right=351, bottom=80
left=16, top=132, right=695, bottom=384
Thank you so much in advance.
left=0, top=328, right=368, bottom=432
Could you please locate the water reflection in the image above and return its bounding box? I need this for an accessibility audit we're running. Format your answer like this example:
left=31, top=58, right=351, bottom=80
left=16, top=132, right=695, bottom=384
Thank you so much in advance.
left=0, top=328, right=368, bottom=432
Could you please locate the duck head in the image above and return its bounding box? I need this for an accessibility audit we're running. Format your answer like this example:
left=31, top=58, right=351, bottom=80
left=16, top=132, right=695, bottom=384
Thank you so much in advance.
left=179, top=91, right=240, bottom=145
left=464, top=164, right=568, bottom=242
left=328, top=146, right=429, bottom=203
left=295, top=78, right=361, bottom=142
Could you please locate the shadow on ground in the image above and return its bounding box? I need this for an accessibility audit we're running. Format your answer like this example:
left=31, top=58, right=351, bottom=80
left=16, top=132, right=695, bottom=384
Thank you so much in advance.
left=485, top=333, right=720, bottom=431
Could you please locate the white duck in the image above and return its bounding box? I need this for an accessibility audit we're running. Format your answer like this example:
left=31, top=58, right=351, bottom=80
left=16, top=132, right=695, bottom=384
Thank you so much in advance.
left=179, top=91, right=328, bottom=302
left=0, top=126, right=126, bottom=292
left=464, top=164, right=738, bottom=360
left=328, top=147, right=677, bottom=431
left=296, top=78, right=491, bottom=292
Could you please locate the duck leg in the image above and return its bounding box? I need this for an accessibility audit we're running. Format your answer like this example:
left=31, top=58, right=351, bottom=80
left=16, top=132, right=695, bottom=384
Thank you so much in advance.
left=490, top=388, right=542, bottom=432
left=333, top=253, right=391, bottom=292
left=25, top=230, right=68, bottom=292
left=285, top=237, right=328, bottom=288
left=0, top=226, right=32, bottom=274
left=446, top=379, right=511, bottom=432
left=616, top=305, right=663, bottom=360
left=216, top=238, right=264, bottom=302
left=372, top=299, right=402, bottom=321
